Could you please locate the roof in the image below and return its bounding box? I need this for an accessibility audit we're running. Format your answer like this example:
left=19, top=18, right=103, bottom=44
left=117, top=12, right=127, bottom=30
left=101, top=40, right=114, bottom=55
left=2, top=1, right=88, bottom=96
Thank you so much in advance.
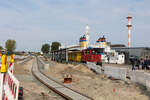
left=111, top=47, right=150, bottom=50
left=110, top=44, right=126, bottom=47
left=51, top=45, right=81, bottom=52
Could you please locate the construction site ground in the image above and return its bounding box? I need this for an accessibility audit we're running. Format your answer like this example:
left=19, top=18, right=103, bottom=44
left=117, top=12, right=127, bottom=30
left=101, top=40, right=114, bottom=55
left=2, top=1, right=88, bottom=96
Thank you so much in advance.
left=14, top=58, right=66, bottom=100
left=42, top=58, right=150, bottom=100
left=103, top=63, right=150, bottom=73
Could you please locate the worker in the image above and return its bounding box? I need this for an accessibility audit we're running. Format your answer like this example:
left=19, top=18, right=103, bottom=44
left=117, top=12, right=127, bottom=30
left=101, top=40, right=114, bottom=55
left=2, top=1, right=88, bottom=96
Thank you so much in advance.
left=144, top=56, right=149, bottom=70
left=135, top=58, right=140, bottom=70
left=107, top=56, right=110, bottom=64
left=130, top=57, right=135, bottom=71
left=141, top=58, right=145, bottom=70
left=148, top=56, right=150, bottom=69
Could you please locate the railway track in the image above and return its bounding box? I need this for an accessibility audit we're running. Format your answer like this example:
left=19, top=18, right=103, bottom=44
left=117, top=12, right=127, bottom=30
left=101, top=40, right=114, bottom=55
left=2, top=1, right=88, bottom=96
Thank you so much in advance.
left=31, top=57, right=94, bottom=100
left=17, top=56, right=33, bottom=65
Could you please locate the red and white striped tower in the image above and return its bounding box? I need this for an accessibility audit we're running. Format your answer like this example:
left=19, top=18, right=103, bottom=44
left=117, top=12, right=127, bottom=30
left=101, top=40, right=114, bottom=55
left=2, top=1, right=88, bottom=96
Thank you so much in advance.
left=126, top=14, right=132, bottom=47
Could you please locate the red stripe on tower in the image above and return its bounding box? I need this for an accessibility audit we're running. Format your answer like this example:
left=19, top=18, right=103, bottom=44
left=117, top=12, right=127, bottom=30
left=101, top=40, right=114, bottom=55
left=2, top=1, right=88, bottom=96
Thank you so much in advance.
left=126, top=14, right=132, bottom=47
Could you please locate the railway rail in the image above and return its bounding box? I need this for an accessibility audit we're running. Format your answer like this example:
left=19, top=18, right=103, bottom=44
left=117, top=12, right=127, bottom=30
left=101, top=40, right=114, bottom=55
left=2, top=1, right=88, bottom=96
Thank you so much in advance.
left=17, top=56, right=33, bottom=65
left=31, top=57, right=93, bottom=100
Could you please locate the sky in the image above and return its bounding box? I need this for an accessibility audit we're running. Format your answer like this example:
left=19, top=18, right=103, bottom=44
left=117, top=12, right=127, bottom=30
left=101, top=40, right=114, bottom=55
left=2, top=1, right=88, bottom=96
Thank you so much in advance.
left=0, top=0, right=150, bottom=51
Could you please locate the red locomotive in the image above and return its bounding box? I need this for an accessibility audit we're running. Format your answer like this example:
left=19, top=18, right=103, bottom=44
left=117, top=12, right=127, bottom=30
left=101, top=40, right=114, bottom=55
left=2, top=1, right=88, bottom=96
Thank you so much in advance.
left=82, top=48, right=103, bottom=65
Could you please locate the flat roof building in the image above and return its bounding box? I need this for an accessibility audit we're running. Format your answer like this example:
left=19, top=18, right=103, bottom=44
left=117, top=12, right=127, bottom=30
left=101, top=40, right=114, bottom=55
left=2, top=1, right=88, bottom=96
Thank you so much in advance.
left=112, top=47, right=150, bottom=57
left=111, top=47, right=150, bottom=64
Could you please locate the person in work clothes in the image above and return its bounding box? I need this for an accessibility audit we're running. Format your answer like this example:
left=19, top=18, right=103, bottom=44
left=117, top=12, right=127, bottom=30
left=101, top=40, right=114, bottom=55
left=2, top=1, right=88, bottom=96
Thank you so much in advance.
left=130, top=58, right=135, bottom=70
left=144, top=56, right=149, bottom=70
left=135, top=59, right=140, bottom=70
left=148, top=56, right=150, bottom=69
left=141, top=58, right=145, bottom=70
left=107, top=56, right=110, bottom=64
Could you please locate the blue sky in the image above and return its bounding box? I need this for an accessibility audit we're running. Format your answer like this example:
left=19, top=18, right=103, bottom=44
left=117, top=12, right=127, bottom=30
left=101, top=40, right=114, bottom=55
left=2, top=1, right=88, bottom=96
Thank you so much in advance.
left=0, top=0, right=150, bottom=51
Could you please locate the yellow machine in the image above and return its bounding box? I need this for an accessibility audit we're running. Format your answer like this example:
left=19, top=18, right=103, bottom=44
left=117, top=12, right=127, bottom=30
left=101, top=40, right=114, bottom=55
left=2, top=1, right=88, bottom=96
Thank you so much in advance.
left=1, top=54, right=7, bottom=73
left=68, top=51, right=82, bottom=62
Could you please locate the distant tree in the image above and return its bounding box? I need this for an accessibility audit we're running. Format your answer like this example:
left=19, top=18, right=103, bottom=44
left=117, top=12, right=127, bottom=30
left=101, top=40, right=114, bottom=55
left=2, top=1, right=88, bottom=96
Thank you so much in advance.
left=5, top=39, right=16, bottom=52
left=0, top=46, right=3, bottom=50
left=51, top=42, right=61, bottom=51
left=41, top=43, right=50, bottom=54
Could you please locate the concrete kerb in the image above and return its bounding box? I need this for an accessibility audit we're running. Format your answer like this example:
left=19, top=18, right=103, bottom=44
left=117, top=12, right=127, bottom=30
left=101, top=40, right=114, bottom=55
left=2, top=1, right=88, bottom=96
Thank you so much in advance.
left=103, top=66, right=150, bottom=90
left=37, top=57, right=50, bottom=71
left=38, top=57, right=45, bottom=65
left=87, top=63, right=127, bottom=81
left=129, top=70, right=145, bottom=85
left=104, top=66, right=127, bottom=81
left=145, top=73, right=150, bottom=90
left=129, top=70, right=150, bottom=89
left=16, top=56, right=31, bottom=65
left=87, top=62, right=150, bottom=90
left=87, top=62, right=101, bottom=74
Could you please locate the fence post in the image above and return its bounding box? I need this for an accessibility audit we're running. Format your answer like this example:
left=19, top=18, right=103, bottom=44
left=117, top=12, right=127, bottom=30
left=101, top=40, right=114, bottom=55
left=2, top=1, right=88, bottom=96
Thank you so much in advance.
left=0, top=73, right=4, bottom=100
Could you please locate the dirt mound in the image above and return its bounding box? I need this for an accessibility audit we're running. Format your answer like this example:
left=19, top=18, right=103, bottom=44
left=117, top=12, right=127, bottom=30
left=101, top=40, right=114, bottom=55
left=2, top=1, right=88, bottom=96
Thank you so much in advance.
left=72, top=64, right=93, bottom=74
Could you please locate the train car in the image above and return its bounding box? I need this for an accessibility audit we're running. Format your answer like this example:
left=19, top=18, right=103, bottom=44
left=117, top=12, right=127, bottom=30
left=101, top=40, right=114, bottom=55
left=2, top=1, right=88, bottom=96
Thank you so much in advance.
left=51, top=49, right=66, bottom=62
left=51, top=47, right=103, bottom=66
left=68, top=50, right=82, bottom=62
left=82, top=48, right=104, bottom=65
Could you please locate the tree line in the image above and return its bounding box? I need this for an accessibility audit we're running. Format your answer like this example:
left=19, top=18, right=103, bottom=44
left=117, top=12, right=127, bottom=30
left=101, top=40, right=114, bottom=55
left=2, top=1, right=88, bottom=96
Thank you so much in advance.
left=41, top=41, right=61, bottom=54
left=0, top=39, right=16, bottom=54
left=0, top=39, right=61, bottom=55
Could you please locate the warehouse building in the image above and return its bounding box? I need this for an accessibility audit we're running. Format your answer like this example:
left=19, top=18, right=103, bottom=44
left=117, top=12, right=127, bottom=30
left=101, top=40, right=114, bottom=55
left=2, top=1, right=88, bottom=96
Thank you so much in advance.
left=111, top=47, right=150, bottom=64
left=111, top=47, right=150, bottom=57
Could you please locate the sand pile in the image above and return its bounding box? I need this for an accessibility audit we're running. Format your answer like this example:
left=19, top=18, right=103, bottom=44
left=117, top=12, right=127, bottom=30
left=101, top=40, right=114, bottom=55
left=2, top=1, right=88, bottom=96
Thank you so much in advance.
left=45, top=63, right=93, bottom=75
left=70, top=64, right=93, bottom=74
left=49, top=64, right=68, bottom=74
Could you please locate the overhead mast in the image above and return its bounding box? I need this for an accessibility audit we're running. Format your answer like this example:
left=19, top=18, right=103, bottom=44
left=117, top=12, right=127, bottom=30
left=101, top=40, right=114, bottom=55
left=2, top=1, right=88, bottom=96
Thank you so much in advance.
left=126, top=14, right=132, bottom=47
left=85, top=24, right=89, bottom=47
